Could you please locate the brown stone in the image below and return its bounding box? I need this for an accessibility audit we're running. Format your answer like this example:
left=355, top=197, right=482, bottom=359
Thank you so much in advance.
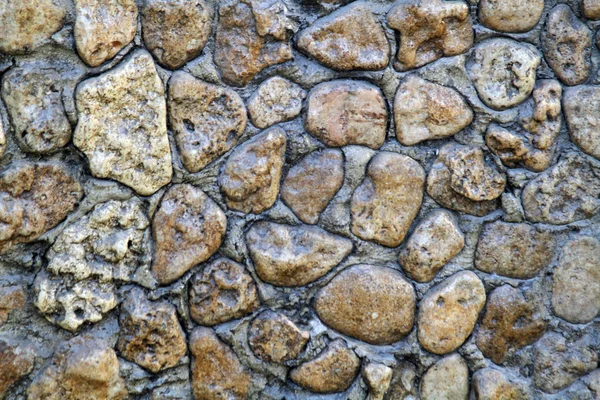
left=0, top=285, right=26, bottom=326
left=152, top=184, right=227, bottom=285
left=248, top=310, right=309, bottom=363
left=315, top=265, right=416, bottom=345
left=305, top=80, right=388, bottom=149
left=363, top=363, right=393, bottom=400
left=0, top=337, right=35, bottom=398
left=584, top=0, right=600, bottom=20
left=470, top=368, right=530, bottom=400
left=246, top=221, right=352, bottom=287
left=351, top=152, right=425, bottom=247
left=420, top=354, right=469, bottom=400
left=385, top=362, right=418, bottom=400
left=479, top=0, right=543, bottom=33
left=247, top=76, right=306, bottom=129
left=563, top=85, right=600, bottom=160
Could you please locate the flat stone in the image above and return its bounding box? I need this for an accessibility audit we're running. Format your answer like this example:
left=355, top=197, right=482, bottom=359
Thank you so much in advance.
left=142, top=0, right=212, bottom=69
left=246, top=221, right=352, bottom=287
left=0, top=285, right=26, bottom=326
left=418, top=271, right=486, bottom=354
left=552, top=237, right=600, bottom=324
left=218, top=127, right=286, bottom=214
left=384, top=362, right=418, bottom=400
left=475, top=221, right=555, bottom=279
left=351, top=151, right=425, bottom=247
left=315, top=265, right=416, bottom=345
left=399, top=209, right=464, bottom=283
left=362, top=363, right=393, bottom=400
left=468, top=38, right=540, bottom=110
left=281, top=149, right=344, bottom=224
left=387, top=0, right=473, bottom=71
left=305, top=80, right=387, bottom=149
left=0, top=337, right=35, bottom=398
left=563, top=85, right=600, bottom=160
left=479, top=0, right=543, bottom=33
left=152, top=184, right=227, bottom=285
left=290, top=339, right=360, bottom=394
left=74, top=49, right=172, bottom=196
left=190, top=327, right=251, bottom=400
left=584, top=0, right=600, bottom=19
left=394, top=75, right=473, bottom=146
left=248, top=310, right=309, bottom=363
left=247, top=76, right=306, bottom=129
left=74, top=0, right=138, bottom=67
left=296, top=2, right=389, bottom=71
left=420, top=354, right=469, bottom=400
left=189, top=257, right=259, bottom=326
left=476, top=285, right=546, bottom=364
left=168, top=71, right=247, bottom=173
left=471, top=368, right=530, bottom=400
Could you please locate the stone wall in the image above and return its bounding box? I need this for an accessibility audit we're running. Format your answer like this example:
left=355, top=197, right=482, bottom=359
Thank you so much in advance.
left=1, top=0, right=600, bottom=399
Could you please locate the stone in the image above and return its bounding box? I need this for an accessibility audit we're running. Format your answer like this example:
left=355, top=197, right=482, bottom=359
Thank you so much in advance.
left=152, top=184, right=227, bottom=285
left=0, top=118, right=5, bottom=157
left=584, top=0, right=600, bottom=19
left=296, top=2, right=389, bottom=71
left=387, top=0, right=473, bottom=71
left=73, top=0, right=138, bottom=67
left=563, top=85, right=600, bottom=160
left=363, top=363, right=393, bottom=400
left=281, top=149, right=344, bottom=224
left=470, top=368, right=529, bottom=400
left=315, top=265, right=416, bottom=345
left=475, top=221, right=555, bottom=279
left=246, top=221, right=352, bottom=287
left=0, top=337, right=35, bottom=398
left=34, top=198, right=150, bottom=331
left=398, top=209, right=465, bottom=283
left=141, top=0, right=212, bottom=69
left=478, top=0, right=543, bottom=33
left=385, top=362, right=418, bottom=400
left=189, top=257, right=259, bottom=326
left=190, top=327, right=251, bottom=400
left=168, top=71, right=247, bottom=173
left=476, top=285, right=546, bottom=364
left=418, top=271, right=486, bottom=355
left=118, top=288, right=187, bottom=373
left=214, top=0, right=295, bottom=86
left=351, top=152, right=425, bottom=247
left=305, top=80, right=387, bottom=149
left=426, top=144, right=505, bottom=216
left=534, top=332, right=598, bottom=394
left=248, top=310, right=309, bottom=363
left=27, top=335, right=128, bottom=400
left=247, top=76, right=306, bottom=129
left=74, top=49, right=172, bottom=196
left=468, top=38, right=540, bottom=110
left=420, top=354, right=469, bottom=400
left=290, top=339, right=360, bottom=394
left=0, top=285, right=26, bottom=326
left=552, top=237, right=600, bottom=324
left=0, top=0, right=66, bottom=55
left=218, top=127, right=286, bottom=214
left=394, top=75, right=473, bottom=146
left=0, top=162, right=83, bottom=254
left=521, top=154, right=600, bottom=224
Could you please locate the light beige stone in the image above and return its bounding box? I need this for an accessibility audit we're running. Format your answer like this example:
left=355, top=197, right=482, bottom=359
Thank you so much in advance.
left=247, top=76, right=306, bottom=129
left=420, top=354, right=469, bottom=400
left=363, top=363, right=393, bottom=400
left=563, top=85, right=600, bottom=160
left=479, top=0, right=543, bottom=33
left=248, top=310, right=309, bottom=363
left=470, top=368, right=530, bottom=400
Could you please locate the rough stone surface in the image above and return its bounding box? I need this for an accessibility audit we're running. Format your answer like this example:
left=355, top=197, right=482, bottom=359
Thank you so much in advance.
left=478, top=0, right=543, bottom=33
left=385, top=362, right=418, bottom=400
left=248, top=310, right=309, bottom=363
left=363, top=363, right=393, bottom=400
left=0, top=337, right=35, bottom=398
left=0, top=119, right=5, bottom=157
left=247, top=76, right=306, bottom=129
left=420, top=354, right=469, bottom=400
left=470, top=368, right=530, bottom=400
left=0, top=285, right=26, bottom=326
left=584, top=0, right=600, bottom=19
left=563, top=85, right=600, bottom=160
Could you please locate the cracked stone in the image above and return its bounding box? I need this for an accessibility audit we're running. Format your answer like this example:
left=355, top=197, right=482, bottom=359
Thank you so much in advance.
left=0, top=285, right=26, bottom=326
left=363, top=363, right=393, bottom=400
left=247, top=76, right=306, bottom=129
left=420, top=354, right=469, bottom=400
left=248, top=310, right=309, bottom=363
left=0, top=336, right=35, bottom=398
left=479, top=0, right=543, bottom=33
left=563, top=85, right=600, bottom=160
left=471, top=368, right=530, bottom=400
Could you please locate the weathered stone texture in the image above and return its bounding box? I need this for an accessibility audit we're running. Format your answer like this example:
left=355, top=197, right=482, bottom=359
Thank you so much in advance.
left=478, top=0, right=543, bottom=33
left=584, top=0, right=600, bottom=19
left=471, top=368, right=530, bottom=400
left=247, top=76, right=306, bottom=129
left=564, top=85, right=600, bottom=160
left=248, top=310, right=309, bottom=363
left=0, top=285, right=26, bottom=326
left=363, top=363, right=393, bottom=400
left=0, top=337, right=35, bottom=398
left=420, top=354, right=469, bottom=400
left=385, top=362, right=418, bottom=400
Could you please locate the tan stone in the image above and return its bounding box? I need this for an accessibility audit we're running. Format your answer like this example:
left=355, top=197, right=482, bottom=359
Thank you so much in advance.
left=0, top=337, right=35, bottom=398
left=152, top=184, right=227, bottom=285
left=247, top=76, right=306, bottom=129
left=0, top=285, right=26, bottom=326
left=246, top=221, right=352, bottom=287
left=420, top=354, right=469, bottom=400
left=248, top=310, right=309, bottom=363
left=563, top=85, right=600, bottom=160
left=315, top=265, right=416, bottom=345
left=363, top=363, right=393, bottom=400
left=479, top=0, right=543, bottom=33
left=584, top=0, right=600, bottom=19
left=470, top=368, right=530, bottom=400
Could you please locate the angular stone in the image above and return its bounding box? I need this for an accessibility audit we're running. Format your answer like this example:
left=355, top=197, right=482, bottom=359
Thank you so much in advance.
left=420, top=354, right=469, bottom=400
left=552, top=237, right=600, bottom=324
left=418, top=271, right=486, bottom=355
left=398, top=209, right=464, bottom=283
left=471, top=368, right=530, bottom=400
left=248, top=310, right=309, bottom=363
left=247, top=76, right=306, bottom=129
left=479, top=0, right=543, bottom=33
left=0, top=162, right=83, bottom=254
left=476, top=285, right=546, bottom=364
left=219, top=128, right=286, bottom=214
left=142, top=0, right=212, bottom=69
left=296, top=2, right=389, bottom=71
left=74, top=49, right=172, bottom=196
left=315, top=265, right=416, bottom=345
left=290, top=339, right=360, bottom=394
left=468, top=38, right=540, bottom=110
left=74, top=0, right=138, bottom=67
left=385, top=362, right=418, bottom=400
left=168, top=71, right=247, bottom=173
left=521, top=154, right=600, bottom=224
left=190, top=327, right=251, bottom=400
left=563, top=85, right=600, bottom=160
left=27, top=335, right=128, bottom=400
left=0, top=285, right=26, bottom=326
left=305, top=80, right=387, bottom=149
left=214, top=0, right=295, bottom=86
left=189, top=257, right=259, bottom=326
left=246, top=221, right=352, bottom=287
left=387, top=0, right=473, bottom=71
left=475, top=221, right=555, bottom=279
left=351, top=152, right=425, bottom=247
left=584, top=0, right=600, bottom=20
left=394, top=75, right=473, bottom=146
left=0, top=337, right=35, bottom=398
left=363, top=363, right=393, bottom=400
left=152, top=184, right=227, bottom=285
left=34, top=198, right=150, bottom=331
left=281, top=149, right=344, bottom=224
